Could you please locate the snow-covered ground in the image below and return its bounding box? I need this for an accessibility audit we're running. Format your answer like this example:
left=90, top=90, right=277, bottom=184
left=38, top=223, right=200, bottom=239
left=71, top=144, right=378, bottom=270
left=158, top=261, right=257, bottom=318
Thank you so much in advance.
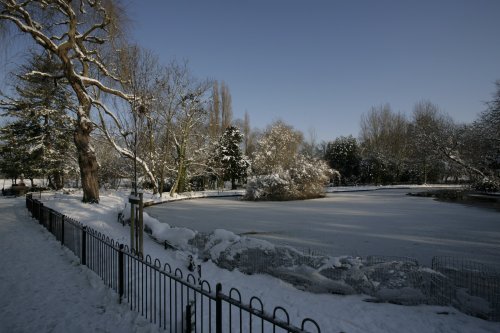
left=146, top=188, right=500, bottom=266
left=0, top=197, right=160, bottom=333
left=6, top=189, right=498, bottom=332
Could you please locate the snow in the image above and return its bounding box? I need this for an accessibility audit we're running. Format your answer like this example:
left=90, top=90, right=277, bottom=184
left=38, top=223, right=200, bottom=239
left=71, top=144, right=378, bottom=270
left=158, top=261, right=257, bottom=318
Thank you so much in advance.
left=146, top=188, right=500, bottom=266
left=0, top=197, right=160, bottom=333
left=6, top=189, right=497, bottom=332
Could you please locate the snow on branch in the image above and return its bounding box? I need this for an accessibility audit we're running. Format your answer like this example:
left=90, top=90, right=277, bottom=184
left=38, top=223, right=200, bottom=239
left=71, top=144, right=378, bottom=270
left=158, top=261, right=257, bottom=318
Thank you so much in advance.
left=96, top=106, right=158, bottom=189
left=0, top=11, right=57, bottom=51
left=78, top=74, right=132, bottom=100
left=90, top=98, right=128, bottom=138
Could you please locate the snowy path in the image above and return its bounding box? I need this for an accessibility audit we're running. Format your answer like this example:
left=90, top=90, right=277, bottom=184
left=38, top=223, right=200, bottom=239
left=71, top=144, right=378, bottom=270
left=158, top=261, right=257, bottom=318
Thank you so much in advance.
left=0, top=198, right=159, bottom=333
left=146, top=189, right=500, bottom=266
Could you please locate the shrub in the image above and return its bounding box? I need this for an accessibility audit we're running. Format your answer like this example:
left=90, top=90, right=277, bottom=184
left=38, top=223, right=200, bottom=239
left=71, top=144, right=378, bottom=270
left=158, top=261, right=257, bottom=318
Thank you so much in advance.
left=245, top=156, right=332, bottom=201
left=472, top=177, right=499, bottom=192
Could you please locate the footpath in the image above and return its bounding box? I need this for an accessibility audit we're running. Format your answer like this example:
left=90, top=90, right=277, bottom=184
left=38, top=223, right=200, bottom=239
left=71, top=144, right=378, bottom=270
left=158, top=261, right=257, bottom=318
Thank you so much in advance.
left=0, top=197, right=159, bottom=333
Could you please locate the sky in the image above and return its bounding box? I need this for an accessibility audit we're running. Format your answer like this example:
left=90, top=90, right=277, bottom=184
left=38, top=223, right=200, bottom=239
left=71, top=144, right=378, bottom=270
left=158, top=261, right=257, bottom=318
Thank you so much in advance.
left=123, top=0, right=500, bottom=142
left=1, top=1, right=499, bottom=142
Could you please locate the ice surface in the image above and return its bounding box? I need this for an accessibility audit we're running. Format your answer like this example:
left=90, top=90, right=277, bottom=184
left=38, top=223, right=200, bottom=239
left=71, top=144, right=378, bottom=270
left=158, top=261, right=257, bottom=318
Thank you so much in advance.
left=146, top=188, right=500, bottom=266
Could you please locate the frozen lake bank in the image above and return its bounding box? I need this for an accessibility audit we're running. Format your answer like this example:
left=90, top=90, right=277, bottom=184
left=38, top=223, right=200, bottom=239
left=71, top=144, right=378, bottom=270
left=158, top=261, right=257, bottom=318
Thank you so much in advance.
left=146, top=189, right=500, bottom=266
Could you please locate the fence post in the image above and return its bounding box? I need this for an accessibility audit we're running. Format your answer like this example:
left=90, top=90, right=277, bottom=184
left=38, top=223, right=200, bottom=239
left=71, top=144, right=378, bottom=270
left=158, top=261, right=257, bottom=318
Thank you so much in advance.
left=61, top=215, right=65, bottom=246
left=216, top=283, right=222, bottom=333
left=118, top=244, right=124, bottom=304
left=186, top=302, right=193, bottom=333
left=31, top=200, right=36, bottom=219
left=25, top=194, right=30, bottom=210
left=81, top=226, right=87, bottom=266
left=38, top=203, right=43, bottom=224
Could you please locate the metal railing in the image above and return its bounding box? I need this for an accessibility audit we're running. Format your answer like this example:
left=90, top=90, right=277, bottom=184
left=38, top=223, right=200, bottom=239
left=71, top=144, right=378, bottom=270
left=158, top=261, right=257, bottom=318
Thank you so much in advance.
left=26, top=194, right=322, bottom=332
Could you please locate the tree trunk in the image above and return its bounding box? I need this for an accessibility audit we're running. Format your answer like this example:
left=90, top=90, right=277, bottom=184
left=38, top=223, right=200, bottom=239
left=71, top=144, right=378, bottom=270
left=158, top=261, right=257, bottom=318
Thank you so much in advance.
left=169, top=161, right=182, bottom=196
left=170, top=142, right=186, bottom=196
left=74, top=122, right=100, bottom=203
left=51, top=171, right=64, bottom=190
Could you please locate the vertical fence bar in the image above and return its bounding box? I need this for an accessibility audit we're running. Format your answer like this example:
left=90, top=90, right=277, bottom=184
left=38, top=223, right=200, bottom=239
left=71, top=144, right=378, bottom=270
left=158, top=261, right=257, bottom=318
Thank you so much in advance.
left=119, top=244, right=124, bottom=303
left=81, top=226, right=87, bottom=266
left=48, top=209, right=53, bottom=233
left=216, top=283, right=222, bottom=333
left=61, top=215, right=65, bottom=246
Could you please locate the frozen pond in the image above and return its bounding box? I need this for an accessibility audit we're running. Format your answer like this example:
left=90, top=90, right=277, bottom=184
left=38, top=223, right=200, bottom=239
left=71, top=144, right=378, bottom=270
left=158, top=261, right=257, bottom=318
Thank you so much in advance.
left=146, top=189, right=500, bottom=266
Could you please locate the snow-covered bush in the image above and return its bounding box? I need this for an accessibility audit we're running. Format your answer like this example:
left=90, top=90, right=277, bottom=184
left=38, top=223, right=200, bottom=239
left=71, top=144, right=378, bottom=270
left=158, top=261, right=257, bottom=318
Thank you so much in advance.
left=251, top=120, right=303, bottom=174
left=245, top=171, right=292, bottom=201
left=246, top=121, right=332, bottom=201
left=472, top=177, right=499, bottom=192
left=245, top=156, right=332, bottom=201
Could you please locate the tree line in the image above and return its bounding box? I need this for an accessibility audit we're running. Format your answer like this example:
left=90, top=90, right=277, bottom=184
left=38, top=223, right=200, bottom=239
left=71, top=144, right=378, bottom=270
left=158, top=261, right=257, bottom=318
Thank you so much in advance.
left=0, top=1, right=498, bottom=203
left=323, top=95, right=500, bottom=190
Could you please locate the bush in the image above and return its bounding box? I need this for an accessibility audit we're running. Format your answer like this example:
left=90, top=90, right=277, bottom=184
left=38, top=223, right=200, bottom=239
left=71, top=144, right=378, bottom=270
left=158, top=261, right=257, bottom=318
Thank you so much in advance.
left=245, top=156, right=332, bottom=201
left=472, top=177, right=499, bottom=192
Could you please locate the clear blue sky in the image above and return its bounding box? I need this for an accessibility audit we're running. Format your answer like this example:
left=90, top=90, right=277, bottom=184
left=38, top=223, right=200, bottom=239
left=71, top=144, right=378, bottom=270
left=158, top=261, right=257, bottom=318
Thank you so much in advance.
left=1, top=1, right=498, bottom=142
left=124, top=0, right=500, bottom=142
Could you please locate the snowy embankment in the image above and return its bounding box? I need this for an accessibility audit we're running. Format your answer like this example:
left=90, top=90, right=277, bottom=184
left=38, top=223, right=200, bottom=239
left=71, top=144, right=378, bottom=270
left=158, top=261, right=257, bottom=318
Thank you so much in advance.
left=325, top=183, right=464, bottom=193
left=31, top=189, right=500, bottom=333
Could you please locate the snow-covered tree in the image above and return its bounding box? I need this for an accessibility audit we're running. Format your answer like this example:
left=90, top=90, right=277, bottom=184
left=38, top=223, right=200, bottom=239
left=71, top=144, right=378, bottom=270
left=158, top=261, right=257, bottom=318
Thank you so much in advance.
left=0, top=53, right=74, bottom=189
left=208, top=126, right=249, bottom=190
left=246, top=121, right=331, bottom=201
left=465, top=82, right=500, bottom=190
left=251, top=120, right=303, bottom=175
left=0, top=0, right=133, bottom=202
left=169, top=81, right=210, bottom=196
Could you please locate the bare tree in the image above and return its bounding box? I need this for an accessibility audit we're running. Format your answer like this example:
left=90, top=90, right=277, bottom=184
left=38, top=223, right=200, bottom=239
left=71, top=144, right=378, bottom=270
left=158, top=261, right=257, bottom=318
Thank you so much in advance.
left=169, top=78, right=210, bottom=195
left=410, top=101, right=446, bottom=183
left=359, top=104, right=409, bottom=181
left=208, top=80, right=233, bottom=138
left=410, top=100, right=490, bottom=184
left=243, top=111, right=251, bottom=155
left=103, top=44, right=167, bottom=194
left=209, top=80, right=220, bottom=138
left=302, top=127, right=318, bottom=157
left=0, top=0, right=131, bottom=202
left=220, top=81, right=232, bottom=129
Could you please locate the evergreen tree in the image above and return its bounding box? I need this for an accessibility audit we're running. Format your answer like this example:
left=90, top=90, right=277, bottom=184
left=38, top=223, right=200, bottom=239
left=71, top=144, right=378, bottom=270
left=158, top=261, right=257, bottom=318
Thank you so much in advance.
left=209, top=126, right=249, bottom=190
left=324, top=136, right=361, bottom=185
left=0, top=53, right=74, bottom=189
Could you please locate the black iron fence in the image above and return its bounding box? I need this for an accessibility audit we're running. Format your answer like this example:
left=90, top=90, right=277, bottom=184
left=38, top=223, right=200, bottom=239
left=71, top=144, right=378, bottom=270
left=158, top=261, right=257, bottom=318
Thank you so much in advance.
left=26, top=194, right=322, bottom=333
